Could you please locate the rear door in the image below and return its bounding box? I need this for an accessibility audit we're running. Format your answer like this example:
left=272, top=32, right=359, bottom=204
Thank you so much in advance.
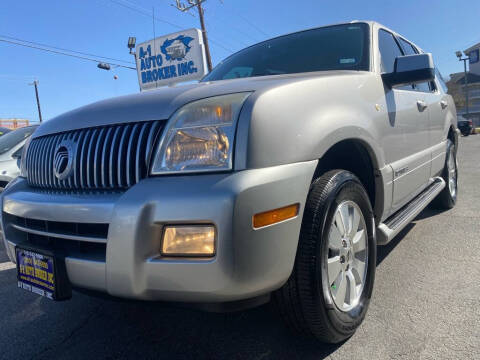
left=398, top=39, right=449, bottom=178
left=425, top=68, right=451, bottom=177
left=378, top=29, right=431, bottom=212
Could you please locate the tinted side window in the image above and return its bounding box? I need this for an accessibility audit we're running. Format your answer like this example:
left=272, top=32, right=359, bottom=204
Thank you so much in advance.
left=399, top=38, right=416, bottom=55
left=435, top=69, right=448, bottom=93
left=378, top=30, right=403, bottom=73
left=400, top=39, right=434, bottom=92
left=415, top=81, right=431, bottom=92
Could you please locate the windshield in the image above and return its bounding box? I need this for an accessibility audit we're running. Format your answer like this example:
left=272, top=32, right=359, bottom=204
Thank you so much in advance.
left=203, top=23, right=369, bottom=82
left=0, top=126, right=37, bottom=155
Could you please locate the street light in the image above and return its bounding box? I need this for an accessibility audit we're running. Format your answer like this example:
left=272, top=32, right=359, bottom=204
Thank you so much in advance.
left=127, top=37, right=136, bottom=55
left=97, top=62, right=111, bottom=70
left=456, top=50, right=470, bottom=118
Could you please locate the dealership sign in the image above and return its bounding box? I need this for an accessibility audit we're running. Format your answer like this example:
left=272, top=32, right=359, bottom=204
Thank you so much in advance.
left=135, top=28, right=208, bottom=91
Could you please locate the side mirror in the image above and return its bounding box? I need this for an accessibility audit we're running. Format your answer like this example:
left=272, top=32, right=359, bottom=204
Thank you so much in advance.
left=382, top=53, right=435, bottom=87
left=12, top=146, right=23, bottom=169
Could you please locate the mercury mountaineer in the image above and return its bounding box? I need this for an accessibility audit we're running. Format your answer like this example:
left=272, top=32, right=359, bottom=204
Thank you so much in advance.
left=1, top=21, right=458, bottom=343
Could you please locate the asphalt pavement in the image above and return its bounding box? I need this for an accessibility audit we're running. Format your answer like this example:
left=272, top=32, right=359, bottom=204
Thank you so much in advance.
left=0, top=136, right=479, bottom=360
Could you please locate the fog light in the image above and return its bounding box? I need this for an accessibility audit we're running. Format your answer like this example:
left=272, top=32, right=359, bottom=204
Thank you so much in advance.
left=162, top=225, right=215, bottom=256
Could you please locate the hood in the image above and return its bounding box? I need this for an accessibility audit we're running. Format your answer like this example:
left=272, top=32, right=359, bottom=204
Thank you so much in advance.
left=33, top=71, right=362, bottom=138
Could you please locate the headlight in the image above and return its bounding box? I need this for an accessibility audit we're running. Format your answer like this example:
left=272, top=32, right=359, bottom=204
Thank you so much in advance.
left=19, top=136, right=33, bottom=178
left=150, top=92, right=251, bottom=174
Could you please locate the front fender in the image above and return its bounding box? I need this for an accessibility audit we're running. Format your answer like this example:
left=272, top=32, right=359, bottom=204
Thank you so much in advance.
left=240, top=73, right=386, bottom=170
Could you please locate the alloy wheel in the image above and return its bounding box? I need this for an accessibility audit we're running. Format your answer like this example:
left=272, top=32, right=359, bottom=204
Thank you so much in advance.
left=327, top=200, right=368, bottom=312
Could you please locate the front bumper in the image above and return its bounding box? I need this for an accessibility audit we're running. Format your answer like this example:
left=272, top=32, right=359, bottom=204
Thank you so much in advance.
left=1, top=161, right=317, bottom=302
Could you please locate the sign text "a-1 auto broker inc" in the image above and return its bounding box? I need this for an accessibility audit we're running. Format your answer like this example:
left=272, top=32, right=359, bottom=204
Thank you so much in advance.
left=135, top=28, right=208, bottom=91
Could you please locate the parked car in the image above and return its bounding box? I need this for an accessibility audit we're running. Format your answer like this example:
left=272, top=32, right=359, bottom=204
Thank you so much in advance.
left=457, top=116, right=473, bottom=136
left=1, top=21, right=458, bottom=344
left=0, top=125, right=38, bottom=190
left=0, top=127, right=12, bottom=137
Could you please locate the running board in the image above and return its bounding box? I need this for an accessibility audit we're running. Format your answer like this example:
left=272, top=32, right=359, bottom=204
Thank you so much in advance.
left=377, top=177, right=445, bottom=245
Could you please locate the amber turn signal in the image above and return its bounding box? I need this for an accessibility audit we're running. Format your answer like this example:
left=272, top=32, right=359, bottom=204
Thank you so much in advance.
left=253, top=203, right=300, bottom=229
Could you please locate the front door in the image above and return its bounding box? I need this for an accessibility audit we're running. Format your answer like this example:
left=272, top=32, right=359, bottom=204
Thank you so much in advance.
left=386, top=88, right=431, bottom=211
left=378, top=29, right=431, bottom=213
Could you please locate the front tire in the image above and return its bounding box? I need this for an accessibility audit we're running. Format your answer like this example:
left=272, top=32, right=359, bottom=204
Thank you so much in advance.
left=274, top=170, right=376, bottom=343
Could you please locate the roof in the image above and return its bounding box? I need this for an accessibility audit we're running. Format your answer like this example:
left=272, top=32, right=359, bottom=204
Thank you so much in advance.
left=449, top=72, right=480, bottom=84
left=465, top=42, right=480, bottom=53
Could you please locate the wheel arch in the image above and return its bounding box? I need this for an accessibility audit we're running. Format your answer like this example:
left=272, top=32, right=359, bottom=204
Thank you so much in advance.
left=313, top=137, right=385, bottom=223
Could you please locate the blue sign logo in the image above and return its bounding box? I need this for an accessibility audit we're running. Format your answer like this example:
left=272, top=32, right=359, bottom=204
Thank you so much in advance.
left=160, top=35, right=194, bottom=61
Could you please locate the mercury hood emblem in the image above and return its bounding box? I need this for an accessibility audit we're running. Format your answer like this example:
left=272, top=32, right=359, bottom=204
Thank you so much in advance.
left=53, top=140, right=75, bottom=180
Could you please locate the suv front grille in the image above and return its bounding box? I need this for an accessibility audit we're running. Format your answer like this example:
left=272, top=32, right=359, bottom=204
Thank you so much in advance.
left=25, top=120, right=164, bottom=190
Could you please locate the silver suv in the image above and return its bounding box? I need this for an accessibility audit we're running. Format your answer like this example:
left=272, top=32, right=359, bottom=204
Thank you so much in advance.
left=1, top=21, right=458, bottom=343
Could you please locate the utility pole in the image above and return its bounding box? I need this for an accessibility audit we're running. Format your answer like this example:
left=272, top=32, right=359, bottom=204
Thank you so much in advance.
left=173, top=0, right=213, bottom=72
left=456, top=51, right=470, bottom=119
left=29, top=80, right=43, bottom=123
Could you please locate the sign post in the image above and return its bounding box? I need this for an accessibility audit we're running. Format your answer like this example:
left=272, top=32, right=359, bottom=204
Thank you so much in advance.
left=135, top=28, right=208, bottom=91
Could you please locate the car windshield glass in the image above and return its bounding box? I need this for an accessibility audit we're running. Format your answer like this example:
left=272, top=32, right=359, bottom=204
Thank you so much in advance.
left=202, top=23, right=369, bottom=82
left=0, top=126, right=37, bottom=155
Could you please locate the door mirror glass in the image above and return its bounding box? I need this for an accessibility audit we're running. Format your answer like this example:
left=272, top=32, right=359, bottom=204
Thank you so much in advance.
left=383, top=53, right=435, bottom=87
left=12, top=146, right=23, bottom=160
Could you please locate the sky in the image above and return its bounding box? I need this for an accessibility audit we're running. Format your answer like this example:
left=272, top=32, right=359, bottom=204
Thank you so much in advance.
left=1, top=0, right=479, bottom=123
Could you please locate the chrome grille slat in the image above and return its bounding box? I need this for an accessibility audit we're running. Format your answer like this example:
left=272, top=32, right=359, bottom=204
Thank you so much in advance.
left=44, top=135, right=53, bottom=187
left=51, top=134, right=63, bottom=187
left=33, top=138, right=42, bottom=186
left=79, top=129, right=93, bottom=189
left=109, top=126, right=122, bottom=188
left=34, top=137, right=44, bottom=186
left=25, top=121, right=164, bottom=191
left=126, top=123, right=141, bottom=187
left=92, top=128, right=105, bottom=188
left=74, top=130, right=86, bottom=188
left=56, top=133, right=68, bottom=188
left=117, top=124, right=131, bottom=188
left=43, top=136, right=54, bottom=187
left=41, top=136, right=51, bottom=187
left=69, top=131, right=80, bottom=188
left=86, top=129, right=99, bottom=188
left=33, top=137, right=41, bottom=187
left=28, top=140, right=38, bottom=186
left=145, top=121, right=161, bottom=168
left=101, top=127, right=114, bottom=188
left=135, top=122, right=150, bottom=184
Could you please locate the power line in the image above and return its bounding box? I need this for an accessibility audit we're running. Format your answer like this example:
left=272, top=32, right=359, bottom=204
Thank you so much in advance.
left=0, top=35, right=134, bottom=65
left=172, top=0, right=213, bottom=71
left=0, top=74, right=37, bottom=81
left=104, top=0, right=234, bottom=53
left=235, top=13, right=270, bottom=38
left=221, top=1, right=270, bottom=37
left=108, top=0, right=183, bottom=30
left=0, top=38, right=136, bottom=69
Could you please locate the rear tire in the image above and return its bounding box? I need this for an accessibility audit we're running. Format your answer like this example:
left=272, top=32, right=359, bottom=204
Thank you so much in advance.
left=432, top=139, right=457, bottom=209
left=274, top=170, right=376, bottom=344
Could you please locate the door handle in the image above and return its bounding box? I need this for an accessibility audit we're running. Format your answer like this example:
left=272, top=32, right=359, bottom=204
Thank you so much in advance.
left=417, top=100, right=428, bottom=112
left=440, top=100, right=448, bottom=109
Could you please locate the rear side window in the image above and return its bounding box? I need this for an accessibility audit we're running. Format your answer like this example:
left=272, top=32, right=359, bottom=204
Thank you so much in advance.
left=401, top=40, right=436, bottom=93
left=398, top=38, right=417, bottom=56
left=436, top=69, right=448, bottom=93
left=378, top=29, right=403, bottom=73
